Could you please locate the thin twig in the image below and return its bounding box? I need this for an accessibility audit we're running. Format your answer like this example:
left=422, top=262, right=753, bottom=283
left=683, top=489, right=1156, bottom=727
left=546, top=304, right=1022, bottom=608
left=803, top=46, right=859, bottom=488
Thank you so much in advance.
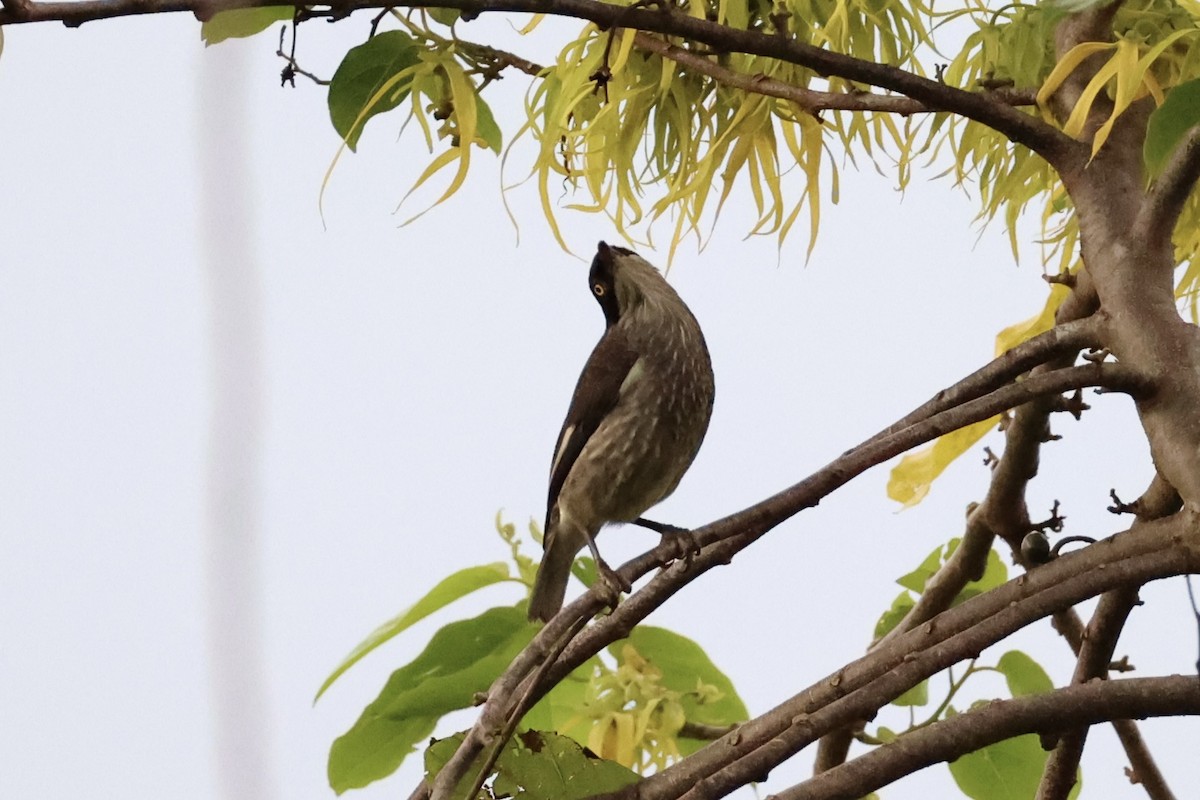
left=1037, top=586, right=1141, bottom=800
left=632, top=31, right=1038, bottom=116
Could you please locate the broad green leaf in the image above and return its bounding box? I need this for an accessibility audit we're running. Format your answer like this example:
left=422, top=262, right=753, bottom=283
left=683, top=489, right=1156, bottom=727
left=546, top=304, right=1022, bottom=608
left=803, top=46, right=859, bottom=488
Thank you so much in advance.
left=328, top=606, right=537, bottom=794
left=475, top=95, right=503, bottom=155
left=423, top=735, right=481, bottom=800
left=316, top=562, right=512, bottom=701
left=500, top=730, right=640, bottom=799
left=328, top=31, right=421, bottom=151
left=887, top=417, right=999, bottom=508
left=424, top=730, right=639, bottom=800
left=428, top=7, right=461, bottom=25
left=570, top=555, right=598, bottom=588
left=610, top=626, right=749, bottom=754
left=892, top=679, right=929, bottom=707
left=996, top=651, right=1054, bottom=697
left=201, top=7, right=292, bottom=46
left=874, top=591, right=916, bottom=640
left=1145, top=77, right=1200, bottom=179
left=522, top=657, right=601, bottom=744
left=896, top=543, right=947, bottom=594
left=948, top=733, right=1057, bottom=800
left=954, top=547, right=1009, bottom=605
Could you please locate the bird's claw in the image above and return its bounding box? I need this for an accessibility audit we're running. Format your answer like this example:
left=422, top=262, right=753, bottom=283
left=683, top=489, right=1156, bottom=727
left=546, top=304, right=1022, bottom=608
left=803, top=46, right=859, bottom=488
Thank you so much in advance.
left=665, top=528, right=702, bottom=568
left=595, top=558, right=632, bottom=612
left=632, top=517, right=702, bottom=568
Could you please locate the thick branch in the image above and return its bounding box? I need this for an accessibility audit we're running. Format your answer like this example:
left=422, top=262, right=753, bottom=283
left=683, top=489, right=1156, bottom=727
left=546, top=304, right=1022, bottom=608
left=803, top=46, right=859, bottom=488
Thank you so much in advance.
left=0, top=0, right=1078, bottom=165
left=1136, top=126, right=1200, bottom=245
left=774, top=676, right=1200, bottom=800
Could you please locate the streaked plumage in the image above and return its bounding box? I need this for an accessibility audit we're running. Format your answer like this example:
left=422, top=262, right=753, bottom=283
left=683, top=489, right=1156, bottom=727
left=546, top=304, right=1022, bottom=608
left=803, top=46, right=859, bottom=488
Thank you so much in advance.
left=528, top=242, right=715, bottom=622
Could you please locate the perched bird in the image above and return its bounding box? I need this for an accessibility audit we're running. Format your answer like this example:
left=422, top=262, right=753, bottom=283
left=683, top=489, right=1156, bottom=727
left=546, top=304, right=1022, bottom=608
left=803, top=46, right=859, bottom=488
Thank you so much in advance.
left=528, top=242, right=715, bottom=622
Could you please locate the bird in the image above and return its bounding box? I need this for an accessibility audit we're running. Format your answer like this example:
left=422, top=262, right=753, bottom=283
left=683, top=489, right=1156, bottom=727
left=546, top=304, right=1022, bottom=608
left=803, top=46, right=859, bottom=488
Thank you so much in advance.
left=527, top=241, right=715, bottom=623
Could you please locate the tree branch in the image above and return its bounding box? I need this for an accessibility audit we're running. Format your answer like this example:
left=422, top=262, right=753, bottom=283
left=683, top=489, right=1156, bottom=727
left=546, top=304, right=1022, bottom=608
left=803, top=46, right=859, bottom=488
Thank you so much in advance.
left=634, top=513, right=1198, bottom=800
left=1037, top=586, right=1141, bottom=800
left=813, top=308, right=1100, bottom=770
left=0, top=0, right=1079, bottom=166
left=772, top=676, right=1200, bottom=800
left=421, top=344, right=1136, bottom=799
left=1048, top=606, right=1177, bottom=800
left=1046, top=0, right=1122, bottom=126
left=631, top=32, right=1038, bottom=116
left=435, top=319, right=1101, bottom=798
left=1112, top=716, right=1180, bottom=800
left=1136, top=126, right=1200, bottom=245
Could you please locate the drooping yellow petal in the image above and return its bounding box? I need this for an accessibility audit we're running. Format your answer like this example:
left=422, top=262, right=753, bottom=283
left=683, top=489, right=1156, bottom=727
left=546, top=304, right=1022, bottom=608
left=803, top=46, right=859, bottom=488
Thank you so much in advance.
left=994, top=284, right=1070, bottom=357
left=887, top=417, right=1000, bottom=508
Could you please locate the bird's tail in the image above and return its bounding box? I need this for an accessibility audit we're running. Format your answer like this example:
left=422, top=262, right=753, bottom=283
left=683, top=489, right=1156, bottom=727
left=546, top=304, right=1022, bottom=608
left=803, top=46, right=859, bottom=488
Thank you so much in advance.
left=527, top=535, right=579, bottom=623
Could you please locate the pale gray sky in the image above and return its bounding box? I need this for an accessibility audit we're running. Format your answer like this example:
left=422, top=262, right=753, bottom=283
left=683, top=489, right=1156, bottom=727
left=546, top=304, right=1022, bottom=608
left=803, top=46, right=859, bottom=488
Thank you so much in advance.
left=0, top=11, right=1193, bottom=800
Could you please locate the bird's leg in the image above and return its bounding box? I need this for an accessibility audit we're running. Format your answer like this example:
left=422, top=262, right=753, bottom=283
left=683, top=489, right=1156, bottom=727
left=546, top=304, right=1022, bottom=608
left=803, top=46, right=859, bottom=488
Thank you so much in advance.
left=633, top=517, right=702, bottom=566
left=583, top=531, right=631, bottom=611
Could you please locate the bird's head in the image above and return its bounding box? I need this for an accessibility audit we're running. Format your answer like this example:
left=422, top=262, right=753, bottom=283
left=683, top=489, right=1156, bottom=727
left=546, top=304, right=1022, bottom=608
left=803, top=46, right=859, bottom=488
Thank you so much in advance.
left=588, top=241, right=674, bottom=327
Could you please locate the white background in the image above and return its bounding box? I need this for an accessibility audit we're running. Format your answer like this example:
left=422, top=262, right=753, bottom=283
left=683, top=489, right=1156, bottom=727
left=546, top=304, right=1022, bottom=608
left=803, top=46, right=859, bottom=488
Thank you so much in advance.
left=0, top=11, right=1195, bottom=800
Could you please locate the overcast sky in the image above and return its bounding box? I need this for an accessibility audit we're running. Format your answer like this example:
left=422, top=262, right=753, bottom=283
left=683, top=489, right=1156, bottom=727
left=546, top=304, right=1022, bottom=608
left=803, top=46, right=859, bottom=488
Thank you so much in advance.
left=0, top=10, right=1194, bottom=800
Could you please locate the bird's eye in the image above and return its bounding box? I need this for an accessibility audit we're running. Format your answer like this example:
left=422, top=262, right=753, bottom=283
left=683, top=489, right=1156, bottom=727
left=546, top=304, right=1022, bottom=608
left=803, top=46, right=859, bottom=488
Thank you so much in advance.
left=593, top=282, right=606, bottom=297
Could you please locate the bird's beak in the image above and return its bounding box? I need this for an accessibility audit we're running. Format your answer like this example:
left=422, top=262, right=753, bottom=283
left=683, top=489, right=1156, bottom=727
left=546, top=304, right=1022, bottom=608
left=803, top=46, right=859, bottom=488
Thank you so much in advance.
left=596, top=240, right=613, bottom=265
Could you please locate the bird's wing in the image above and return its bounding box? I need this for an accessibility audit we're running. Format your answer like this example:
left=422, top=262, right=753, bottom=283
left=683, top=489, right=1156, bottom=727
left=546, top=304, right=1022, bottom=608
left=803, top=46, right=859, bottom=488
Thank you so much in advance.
left=546, top=328, right=640, bottom=524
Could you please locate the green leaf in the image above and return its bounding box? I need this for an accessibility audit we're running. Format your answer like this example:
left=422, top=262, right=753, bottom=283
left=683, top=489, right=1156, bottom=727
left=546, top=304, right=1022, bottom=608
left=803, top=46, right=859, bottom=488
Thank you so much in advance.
left=427, top=729, right=639, bottom=800
left=954, top=548, right=1009, bottom=606
left=497, top=730, right=640, bottom=800
left=201, top=7, right=292, bottom=46
left=896, top=543, right=947, bottom=593
left=571, top=555, right=598, bottom=588
left=328, top=606, right=537, bottom=794
left=522, top=656, right=601, bottom=744
left=423, top=734, right=487, bottom=800
left=1145, top=77, right=1200, bottom=179
left=874, top=591, right=916, bottom=640
left=892, top=679, right=929, bottom=707
left=316, top=562, right=512, bottom=701
left=328, top=31, right=421, bottom=151
left=948, top=734, right=1053, bottom=800
left=475, top=95, right=503, bottom=155
left=609, top=626, right=749, bottom=755
left=428, top=7, right=462, bottom=25
left=996, top=651, right=1054, bottom=697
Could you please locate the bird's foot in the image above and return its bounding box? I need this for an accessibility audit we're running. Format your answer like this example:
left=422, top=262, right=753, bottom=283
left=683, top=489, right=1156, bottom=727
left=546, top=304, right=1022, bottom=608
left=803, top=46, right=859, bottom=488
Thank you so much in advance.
left=594, top=557, right=632, bottom=612
left=634, top=517, right=702, bottom=568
